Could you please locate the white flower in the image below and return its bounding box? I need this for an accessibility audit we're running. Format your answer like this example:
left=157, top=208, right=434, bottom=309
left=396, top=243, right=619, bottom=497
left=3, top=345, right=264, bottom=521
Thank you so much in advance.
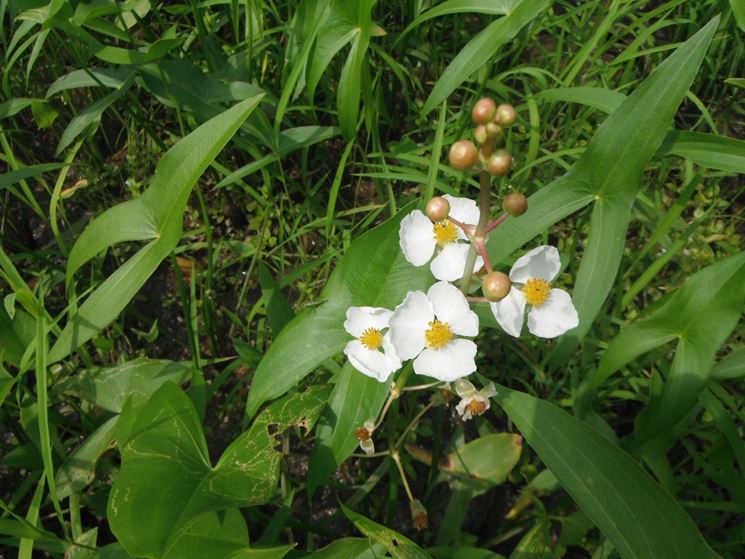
left=454, top=381, right=497, bottom=421
left=343, top=307, right=401, bottom=382
left=388, top=281, right=479, bottom=381
left=490, top=245, right=578, bottom=338
left=399, top=194, right=484, bottom=281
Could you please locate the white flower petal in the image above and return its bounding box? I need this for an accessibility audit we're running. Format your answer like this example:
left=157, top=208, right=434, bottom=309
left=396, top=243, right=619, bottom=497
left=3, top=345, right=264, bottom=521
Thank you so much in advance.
left=509, top=245, right=562, bottom=284
left=490, top=286, right=526, bottom=337
left=527, top=288, right=579, bottom=338
left=426, top=280, right=479, bottom=336
left=388, top=291, right=433, bottom=360
left=429, top=243, right=484, bottom=282
left=382, top=332, right=402, bottom=369
left=443, top=194, right=480, bottom=226
left=399, top=211, right=436, bottom=266
left=344, top=340, right=400, bottom=382
left=413, top=339, right=477, bottom=382
left=343, top=306, right=393, bottom=337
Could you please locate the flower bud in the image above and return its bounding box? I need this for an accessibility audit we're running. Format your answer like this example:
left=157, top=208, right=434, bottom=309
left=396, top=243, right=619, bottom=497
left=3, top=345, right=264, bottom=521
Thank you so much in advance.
left=485, top=122, right=503, bottom=141
left=486, top=149, right=513, bottom=176
left=482, top=271, right=511, bottom=301
left=473, top=124, right=488, bottom=145
left=502, top=192, right=528, bottom=216
left=453, top=378, right=476, bottom=397
left=426, top=196, right=450, bottom=222
left=410, top=499, right=429, bottom=531
left=471, top=97, right=497, bottom=125
left=448, top=140, right=478, bottom=171
left=495, top=103, right=517, bottom=126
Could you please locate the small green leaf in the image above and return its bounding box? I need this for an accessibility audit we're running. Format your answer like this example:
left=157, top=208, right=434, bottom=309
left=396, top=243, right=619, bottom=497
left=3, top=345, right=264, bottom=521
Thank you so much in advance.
left=342, top=505, right=432, bottom=559
left=440, top=433, right=523, bottom=485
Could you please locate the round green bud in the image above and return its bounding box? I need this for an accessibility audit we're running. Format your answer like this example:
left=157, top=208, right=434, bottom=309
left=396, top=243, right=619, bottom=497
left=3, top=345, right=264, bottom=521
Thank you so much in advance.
left=495, top=103, right=517, bottom=126
left=485, top=122, right=504, bottom=142
left=482, top=272, right=511, bottom=301
left=474, top=125, right=488, bottom=145
left=448, top=140, right=478, bottom=171
left=502, top=192, right=528, bottom=216
left=471, top=97, right=497, bottom=125
left=426, top=196, right=450, bottom=222
left=486, top=149, right=513, bottom=177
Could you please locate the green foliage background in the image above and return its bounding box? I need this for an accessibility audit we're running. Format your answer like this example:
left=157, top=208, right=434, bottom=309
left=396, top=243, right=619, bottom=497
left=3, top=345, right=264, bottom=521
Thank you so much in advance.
left=0, top=0, right=744, bottom=558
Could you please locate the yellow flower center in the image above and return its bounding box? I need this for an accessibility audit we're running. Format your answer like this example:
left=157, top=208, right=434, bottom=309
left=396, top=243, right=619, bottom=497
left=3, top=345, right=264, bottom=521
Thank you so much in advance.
left=466, top=398, right=488, bottom=417
left=523, top=278, right=550, bottom=307
left=359, top=328, right=383, bottom=350
left=424, top=320, right=454, bottom=349
left=432, top=220, right=458, bottom=246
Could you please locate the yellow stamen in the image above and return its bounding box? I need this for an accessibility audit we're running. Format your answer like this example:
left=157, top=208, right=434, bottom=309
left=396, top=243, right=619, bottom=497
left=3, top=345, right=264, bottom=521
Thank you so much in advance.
left=359, top=327, right=383, bottom=350
left=432, top=220, right=458, bottom=246
left=466, top=398, right=488, bottom=417
left=424, top=320, right=454, bottom=349
left=523, top=278, right=550, bottom=307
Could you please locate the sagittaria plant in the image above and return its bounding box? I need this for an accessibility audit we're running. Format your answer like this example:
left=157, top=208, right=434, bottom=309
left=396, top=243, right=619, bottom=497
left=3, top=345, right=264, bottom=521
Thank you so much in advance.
left=340, top=97, right=579, bottom=524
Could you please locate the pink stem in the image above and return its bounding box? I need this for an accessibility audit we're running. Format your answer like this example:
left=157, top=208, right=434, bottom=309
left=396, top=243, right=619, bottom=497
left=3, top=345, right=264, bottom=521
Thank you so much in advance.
left=484, top=213, right=509, bottom=234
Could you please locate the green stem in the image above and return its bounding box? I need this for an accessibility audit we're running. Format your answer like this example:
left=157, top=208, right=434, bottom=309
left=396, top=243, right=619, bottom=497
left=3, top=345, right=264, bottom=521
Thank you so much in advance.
left=460, top=170, right=492, bottom=293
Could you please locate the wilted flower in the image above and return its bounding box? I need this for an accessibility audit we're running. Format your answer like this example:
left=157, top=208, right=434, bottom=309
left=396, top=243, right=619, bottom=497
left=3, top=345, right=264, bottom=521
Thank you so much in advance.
left=490, top=245, right=578, bottom=338
left=356, top=419, right=376, bottom=455
left=399, top=195, right=484, bottom=281
left=454, top=379, right=497, bottom=421
left=343, top=307, right=401, bottom=382
left=388, top=281, right=479, bottom=381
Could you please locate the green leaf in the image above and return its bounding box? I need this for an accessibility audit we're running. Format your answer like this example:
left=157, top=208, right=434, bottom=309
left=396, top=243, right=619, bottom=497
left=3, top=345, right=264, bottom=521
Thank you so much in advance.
left=341, top=504, right=432, bottom=559
left=656, top=131, right=745, bottom=174
left=400, top=0, right=520, bottom=39
left=587, top=252, right=745, bottom=439
left=508, top=518, right=552, bottom=559
left=494, top=386, right=720, bottom=559
left=308, top=362, right=390, bottom=496
left=259, top=263, right=295, bottom=336
left=536, top=86, right=625, bottom=114
left=0, top=305, right=35, bottom=367
left=55, top=72, right=135, bottom=155
left=162, top=509, right=249, bottom=559
left=481, top=19, right=719, bottom=363
left=730, top=0, right=745, bottom=32
left=55, top=416, right=117, bottom=499
left=440, top=433, right=523, bottom=485
left=109, top=383, right=328, bottom=558
left=246, top=201, right=432, bottom=417
left=429, top=546, right=505, bottom=559
left=48, top=95, right=264, bottom=363
left=711, top=347, right=745, bottom=381
left=55, top=358, right=192, bottom=413
left=422, top=0, right=549, bottom=115
left=308, top=538, right=385, bottom=559
left=229, top=546, right=294, bottom=559
left=0, top=164, right=64, bottom=193
left=46, top=67, right=133, bottom=98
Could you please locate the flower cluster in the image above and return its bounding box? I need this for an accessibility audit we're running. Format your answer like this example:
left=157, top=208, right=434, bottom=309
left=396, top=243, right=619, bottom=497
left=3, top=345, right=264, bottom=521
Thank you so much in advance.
left=342, top=97, right=579, bottom=430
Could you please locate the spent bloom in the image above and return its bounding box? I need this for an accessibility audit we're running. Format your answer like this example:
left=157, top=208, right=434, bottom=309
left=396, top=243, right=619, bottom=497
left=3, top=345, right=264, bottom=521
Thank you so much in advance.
left=490, top=246, right=578, bottom=338
left=343, top=307, right=401, bottom=382
left=453, top=379, right=497, bottom=421
left=388, top=281, right=479, bottom=381
left=399, top=194, right=484, bottom=281
left=355, top=419, right=376, bottom=455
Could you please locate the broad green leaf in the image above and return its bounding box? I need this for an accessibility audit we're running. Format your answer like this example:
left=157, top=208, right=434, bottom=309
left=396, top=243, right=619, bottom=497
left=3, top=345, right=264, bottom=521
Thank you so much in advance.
left=587, top=252, right=745, bottom=439
left=229, top=546, right=294, bottom=558
left=163, top=510, right=249, bottom=559
left=55, top=72, right=135, bottom=155
left=246, top=202, right=432, bottom=417
left=308, top=362, right=390, bottom=496
left=55, top=358, right=193, bottom=413
left=508, top=518, right=552, bottom=559
left=494, top=386, right=720, bottom=559
left=341, top=505, right=432, bottom=559
left=537, top=86, right=625, bottom=114
left=725, top=77, right=745, bottom=89
left=422, top=0, right=549, bottom=115
left=0, top=97, right=39, bottom=118
left=48, top=95, right=263, bottom=363
left=0, top=305, right=35, bottom=367
left=109, top=383, right=328, bottom=558
left=481, top=19, right=719, bottom=363
left=259, top=263, right=295, bottom=336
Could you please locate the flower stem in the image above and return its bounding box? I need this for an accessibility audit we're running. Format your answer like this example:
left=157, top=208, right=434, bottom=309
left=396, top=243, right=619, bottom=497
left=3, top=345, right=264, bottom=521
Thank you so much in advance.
left=376, top=363, right=413, bottom=429
left=484, top=212, right=509, bottom=234
left=460, top=170, right=492, bottom=293
left=391, top=450, right=415, bottom=502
